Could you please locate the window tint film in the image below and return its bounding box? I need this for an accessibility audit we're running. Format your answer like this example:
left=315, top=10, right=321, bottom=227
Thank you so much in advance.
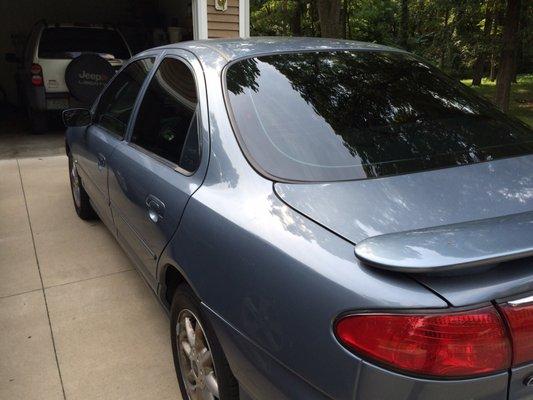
left=95, top=58, right=155, bottom=138
left=131, top=58, right=200, bottom=172
left=39, top=27, right=130, bottom=59
left=226, top=51, right=533, bottom=182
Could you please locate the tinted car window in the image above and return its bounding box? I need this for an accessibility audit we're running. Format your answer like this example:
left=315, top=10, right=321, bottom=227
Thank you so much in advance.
left=38, top=27, right=130, bottom=59
left=226, top=51, right=533, bottom=182
left=95, top=58, right=155, bottom=139
left=131, top=58, right=200, bottom=172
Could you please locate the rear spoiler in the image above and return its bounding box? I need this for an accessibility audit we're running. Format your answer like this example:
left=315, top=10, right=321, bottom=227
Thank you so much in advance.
left=354, top=211, right=533, bottom=274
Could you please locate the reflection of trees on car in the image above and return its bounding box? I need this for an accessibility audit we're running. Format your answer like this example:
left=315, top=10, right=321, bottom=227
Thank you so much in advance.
left=227, top=51, right=533, bottom=180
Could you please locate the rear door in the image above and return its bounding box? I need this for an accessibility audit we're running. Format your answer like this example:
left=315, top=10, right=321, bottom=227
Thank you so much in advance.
left=75, top=57, right=155, bottom=228
left=107, top=51, right=209, bottom=287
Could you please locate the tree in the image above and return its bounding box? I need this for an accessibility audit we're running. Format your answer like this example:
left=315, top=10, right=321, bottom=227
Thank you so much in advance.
left=472, top=0, right=495, bottom=86
left=495, top=0, right=521, bottom=112
left=399, top=0, right=409, bottom=49
left=291, top=0, right=303, bottom=35
left=316, top=0, right=343, bottom=37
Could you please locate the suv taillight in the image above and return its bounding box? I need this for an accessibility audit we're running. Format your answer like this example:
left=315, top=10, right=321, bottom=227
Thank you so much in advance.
left=499, top=299, right=533, bottom=367
left=335, top=306, right=512, bottom=378
left=31, top=63, right=43, bottom=86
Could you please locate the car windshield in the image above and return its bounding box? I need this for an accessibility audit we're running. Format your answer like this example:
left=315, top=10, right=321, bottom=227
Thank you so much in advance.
left=225, top=50, right=533, bottom=182
left=38, top=27, right=130, bottom=60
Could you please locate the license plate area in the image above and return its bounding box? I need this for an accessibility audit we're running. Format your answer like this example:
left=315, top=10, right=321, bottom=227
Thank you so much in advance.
left=46, top=97, right=69, bottom=110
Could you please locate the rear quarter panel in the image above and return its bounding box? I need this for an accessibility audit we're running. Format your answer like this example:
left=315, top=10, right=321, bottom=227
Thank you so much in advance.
left=159, top=176, right=451, bottom=400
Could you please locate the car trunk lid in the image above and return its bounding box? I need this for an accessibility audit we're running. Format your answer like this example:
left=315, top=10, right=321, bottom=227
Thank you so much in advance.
left=274, top=154, right=533, bottom=306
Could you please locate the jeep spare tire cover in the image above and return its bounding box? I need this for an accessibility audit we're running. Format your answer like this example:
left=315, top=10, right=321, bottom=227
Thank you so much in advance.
left=65, top=54, right=115, bottom=104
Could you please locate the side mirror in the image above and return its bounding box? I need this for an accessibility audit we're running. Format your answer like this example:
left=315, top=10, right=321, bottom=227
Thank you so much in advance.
left=62, top=108, right=92, bottom=127
left=5, top=53, right=19, bottom=63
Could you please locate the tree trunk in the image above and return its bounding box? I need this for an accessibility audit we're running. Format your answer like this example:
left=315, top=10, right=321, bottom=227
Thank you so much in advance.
left=495, top=0, right=521, bottom=112
left=309, top=0, right=320, bottom=36
left=291, top=0, right=302, bottom=36
left=439, top=7, right=449, bottom=69
left=472, top=0, right=495, bottom=86
left=316, top=0, right=343, bottom=38
left=399, top=0, right=409, bottom=49
left=472, top=59, right=484, bottom=86
left=489, top=55, right=497, bottom=81
left=341, top=0, right=349, bottom=39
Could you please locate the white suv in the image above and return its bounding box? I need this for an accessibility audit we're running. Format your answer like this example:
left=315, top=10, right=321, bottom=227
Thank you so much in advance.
left=19, top=21, right=132, bottom=133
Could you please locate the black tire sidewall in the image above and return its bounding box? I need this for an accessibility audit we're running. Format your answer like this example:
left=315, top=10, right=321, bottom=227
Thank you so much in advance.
left=170, top=285, right=239, bottom=400
left=68, top=155, right=96, bottom=220
left=29, top=109, right=47, bottom=134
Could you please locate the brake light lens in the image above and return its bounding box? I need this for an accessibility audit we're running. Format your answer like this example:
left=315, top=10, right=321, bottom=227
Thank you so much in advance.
left=31, top=63, right=43, bottom=86
left=335, top=307, right=511, bottom=378
left=499, top=301, right=533, bottom=366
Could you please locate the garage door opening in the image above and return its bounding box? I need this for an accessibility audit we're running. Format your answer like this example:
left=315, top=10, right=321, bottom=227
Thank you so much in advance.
left=1, top=0, right=247, bottom=142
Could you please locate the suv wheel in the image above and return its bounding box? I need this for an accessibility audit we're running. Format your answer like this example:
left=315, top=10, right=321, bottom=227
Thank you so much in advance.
left=171, top=284, right=239, bottom=400
left=29, top=108, right=48, bottom=134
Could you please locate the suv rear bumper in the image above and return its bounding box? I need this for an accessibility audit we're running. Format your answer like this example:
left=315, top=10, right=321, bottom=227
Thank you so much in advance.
left=30, top=91, right=88, bottom=112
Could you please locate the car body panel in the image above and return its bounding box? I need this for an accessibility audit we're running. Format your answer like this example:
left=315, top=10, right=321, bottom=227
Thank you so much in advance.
left=108, top=141, right=202, bottom=283
left=65, top=38, right=533, bottom=400
left=417, top=263, right=533, bottom=307
left=354, top=211, right=533, bottom=273
left=160, top=179, right=448, bottom=400
left=274, top=154, right=533, bottom=245
left=355, top=362, right=509, bottom=400
left=74, top=124, right=121, bottom=228
left=509, top=364, right=533, bottom=400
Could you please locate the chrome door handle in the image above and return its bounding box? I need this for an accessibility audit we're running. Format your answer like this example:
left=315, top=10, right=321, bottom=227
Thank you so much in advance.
left=97, top=153, right=106, bottom=170
left=145, top=195, right=165, bottom=224
left=147, top=209, right=159, bottom=223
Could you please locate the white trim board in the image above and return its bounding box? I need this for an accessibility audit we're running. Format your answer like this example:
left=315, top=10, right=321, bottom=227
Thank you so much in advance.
left=193, top=0, right=208, bottom=40
left=239, top=0, right=250, bottom=38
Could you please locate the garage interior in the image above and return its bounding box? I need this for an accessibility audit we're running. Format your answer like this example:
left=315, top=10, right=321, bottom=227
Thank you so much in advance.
left=0, top=0, right=245, bottom=147
left=0, top=1, right=246, bottom=399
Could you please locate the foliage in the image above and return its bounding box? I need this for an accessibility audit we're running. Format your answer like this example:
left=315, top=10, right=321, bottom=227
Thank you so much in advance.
left=250, top=0, right=532, bottom=79
left=462, top=74, right=533, bottom=126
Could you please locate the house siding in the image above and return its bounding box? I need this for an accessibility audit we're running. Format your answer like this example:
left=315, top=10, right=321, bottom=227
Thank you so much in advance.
left=207, top=0, right=239, bottom=38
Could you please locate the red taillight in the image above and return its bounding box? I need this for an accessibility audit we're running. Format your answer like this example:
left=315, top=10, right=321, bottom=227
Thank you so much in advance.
left=31, top=63, right=43, bottom=86
left=30, top=63, right=42, bottom=75
left=499, top=301, right=533, bottom=367
left=335, top=307, right=511, bottom=378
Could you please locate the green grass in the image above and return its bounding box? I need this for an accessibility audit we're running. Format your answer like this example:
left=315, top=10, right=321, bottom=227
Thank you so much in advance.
left=461, top=74, right=533, bottom=127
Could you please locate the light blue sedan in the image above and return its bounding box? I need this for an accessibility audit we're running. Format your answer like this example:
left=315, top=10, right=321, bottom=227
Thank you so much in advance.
left=63, top=37, right=533, bottom=400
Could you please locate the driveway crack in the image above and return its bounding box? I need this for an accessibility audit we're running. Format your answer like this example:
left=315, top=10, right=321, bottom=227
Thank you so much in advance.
left=16, top=159, right=68, bottom=400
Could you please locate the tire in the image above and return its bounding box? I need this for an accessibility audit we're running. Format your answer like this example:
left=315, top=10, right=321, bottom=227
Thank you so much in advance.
left=68, top=155, right=97, bottom=220
left=171, top=284, right=239, bottom=400
left=65, top=53, right=114, bottom=104
left=29, top=109, right=48, bottom=134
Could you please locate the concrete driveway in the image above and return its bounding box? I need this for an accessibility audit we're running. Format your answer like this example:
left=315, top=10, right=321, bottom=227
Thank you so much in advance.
left=1, top=154, right=182, bottom=400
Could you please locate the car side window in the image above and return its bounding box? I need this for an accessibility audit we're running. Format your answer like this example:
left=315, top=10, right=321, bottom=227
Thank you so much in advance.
left=130, top=58, right=200, bottom=173
left=94, top=57, right=155, bottom=138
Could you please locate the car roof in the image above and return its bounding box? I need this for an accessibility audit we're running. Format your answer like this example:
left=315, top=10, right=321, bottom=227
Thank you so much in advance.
left=144, top=36, right=405, bottom=64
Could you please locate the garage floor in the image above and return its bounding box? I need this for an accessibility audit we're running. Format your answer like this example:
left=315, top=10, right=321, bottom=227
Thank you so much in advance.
left=1, top=149, right=182, bottom=398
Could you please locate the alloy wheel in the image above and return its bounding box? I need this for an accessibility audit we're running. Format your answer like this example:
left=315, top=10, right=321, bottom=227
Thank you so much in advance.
left=177, top=309, right=220, bottom=400
left=70, top=161, right=82, bottom=209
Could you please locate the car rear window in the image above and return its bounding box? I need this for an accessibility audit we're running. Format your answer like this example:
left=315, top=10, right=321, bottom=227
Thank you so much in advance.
left=38, top=27, right=130, bottom=60
left=225, top=51, right=533, bottom=182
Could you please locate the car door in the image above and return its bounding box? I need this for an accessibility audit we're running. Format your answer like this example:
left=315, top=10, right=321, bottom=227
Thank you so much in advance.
left=107, top=52, right=209, bottom=287
left=75, top=57, right=156, bottom=228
